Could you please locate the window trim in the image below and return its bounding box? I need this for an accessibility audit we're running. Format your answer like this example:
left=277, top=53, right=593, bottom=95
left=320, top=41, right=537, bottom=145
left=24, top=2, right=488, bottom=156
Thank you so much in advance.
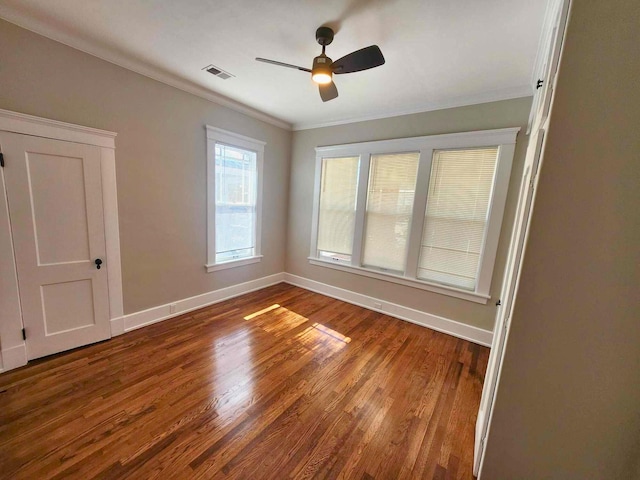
left=205, top=125, right=265, bottom=272
left=308, top=256, right=490, bottom=304
left=309, top=127, right=520, bottom=304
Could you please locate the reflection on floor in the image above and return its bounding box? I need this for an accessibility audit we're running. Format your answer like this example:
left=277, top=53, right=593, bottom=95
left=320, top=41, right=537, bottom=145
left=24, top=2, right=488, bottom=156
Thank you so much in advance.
left=0, top=283, right=489, bottom=479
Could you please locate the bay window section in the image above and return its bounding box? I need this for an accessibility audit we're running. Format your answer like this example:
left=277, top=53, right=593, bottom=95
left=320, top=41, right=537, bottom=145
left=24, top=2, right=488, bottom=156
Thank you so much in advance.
left=362, top=153, right=419, bottom=272
left=309, top=128, right=519, bottom=304
left=316, top=156, right=360, bottom=263
left=418, top=148, right=499, bottom=290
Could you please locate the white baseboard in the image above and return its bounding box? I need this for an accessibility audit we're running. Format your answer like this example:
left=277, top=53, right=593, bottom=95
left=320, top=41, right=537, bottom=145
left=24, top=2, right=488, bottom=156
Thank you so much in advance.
left=122, top=273, right=286, bottom=332
left=1, top=343, right=28, bottom=372
left=284, top=273, right=493, bottom=347
left=1, top=270, right=490, bottom=375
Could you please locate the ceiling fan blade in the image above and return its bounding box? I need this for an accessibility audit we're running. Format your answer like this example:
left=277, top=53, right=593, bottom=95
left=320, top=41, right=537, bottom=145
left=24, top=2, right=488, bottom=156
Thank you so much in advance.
left=319, top=81, right=338, bottom=102
left=255, top=57, right=311, bottom=73
left=331, top=45, right=385, bottom=74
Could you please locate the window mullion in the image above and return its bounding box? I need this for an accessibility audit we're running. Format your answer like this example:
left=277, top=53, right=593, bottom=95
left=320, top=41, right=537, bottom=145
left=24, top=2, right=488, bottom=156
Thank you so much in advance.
left=309, top=153, right=324, bottom=258
left=254, top=145, right=263, bottom=257
left=404, top=148, right=433, bottom=279
left=351, top=152, right=371, bottom=267
left=475, top=144, right=515, bottom=294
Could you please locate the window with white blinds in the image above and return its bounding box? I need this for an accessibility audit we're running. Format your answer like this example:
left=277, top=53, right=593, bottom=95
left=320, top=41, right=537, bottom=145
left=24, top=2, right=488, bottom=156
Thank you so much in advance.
left=363, top=153, right=419, bottom=272
left=310, top=128, right=518, bottom=303
left=317, top=156, right=359, bottom=262
left=418, top=148, right=499, bottom=290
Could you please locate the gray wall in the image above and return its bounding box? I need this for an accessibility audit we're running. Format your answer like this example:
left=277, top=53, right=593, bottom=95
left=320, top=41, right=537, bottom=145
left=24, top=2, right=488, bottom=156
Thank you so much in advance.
left=0, top=19, right=291, bottom=315
left=481, top=1, right=640, bottom=478
left=287, top=98, right=531, bottom=331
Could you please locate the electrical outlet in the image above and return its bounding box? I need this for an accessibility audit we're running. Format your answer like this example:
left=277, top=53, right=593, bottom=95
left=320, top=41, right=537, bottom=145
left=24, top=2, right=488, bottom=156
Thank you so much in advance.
left=373, top=302, right=382, bottom=310
left=169, top=303, right=177, bottom=314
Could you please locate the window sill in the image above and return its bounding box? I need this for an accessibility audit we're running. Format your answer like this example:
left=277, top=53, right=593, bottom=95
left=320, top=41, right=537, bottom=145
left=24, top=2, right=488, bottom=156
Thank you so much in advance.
left=308, top=257, right=490, bottom=304
left=206, top=255, right=262, bottom=272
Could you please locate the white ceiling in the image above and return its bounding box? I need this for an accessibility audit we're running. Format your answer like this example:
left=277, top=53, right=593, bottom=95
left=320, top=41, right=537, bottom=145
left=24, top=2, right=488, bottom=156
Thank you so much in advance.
left=0, top=0, right=548, bottom=130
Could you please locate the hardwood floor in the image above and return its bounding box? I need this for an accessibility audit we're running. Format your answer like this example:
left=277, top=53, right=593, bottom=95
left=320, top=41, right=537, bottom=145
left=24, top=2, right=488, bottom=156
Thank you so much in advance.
left=0, top=283, right=489, bottom=479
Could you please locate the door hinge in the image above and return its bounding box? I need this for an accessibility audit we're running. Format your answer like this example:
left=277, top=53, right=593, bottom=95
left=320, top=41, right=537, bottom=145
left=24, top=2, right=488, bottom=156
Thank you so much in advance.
left=0, top=152, right=4, bottom=168
left=22, top=328, right=26, bottom=340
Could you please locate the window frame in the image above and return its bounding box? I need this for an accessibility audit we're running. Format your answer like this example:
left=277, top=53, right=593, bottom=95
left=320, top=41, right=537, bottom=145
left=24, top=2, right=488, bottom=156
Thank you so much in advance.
left=206, top=126, right=265, bottom=272
left=313, top=154, right=363, bottom=267
left=309, top=128, right=519, bottom=304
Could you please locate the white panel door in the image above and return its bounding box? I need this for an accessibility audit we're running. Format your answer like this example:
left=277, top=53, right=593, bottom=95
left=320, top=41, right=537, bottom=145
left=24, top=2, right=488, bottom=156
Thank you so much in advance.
left=473, top=129, right=546, bottom=474
left=1, top=132, right=110, bottom=360
left=474, top=2, right=571, bottom=474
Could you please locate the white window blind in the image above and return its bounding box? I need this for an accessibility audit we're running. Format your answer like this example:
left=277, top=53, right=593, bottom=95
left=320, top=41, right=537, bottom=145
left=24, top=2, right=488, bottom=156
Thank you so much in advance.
left=215, top=143, right=257, bottom=263
left=317, top=156, right=360, bottom=261
left=363, top=152, right=419, bottom=272
left=418, top=147, right=499, bottom=290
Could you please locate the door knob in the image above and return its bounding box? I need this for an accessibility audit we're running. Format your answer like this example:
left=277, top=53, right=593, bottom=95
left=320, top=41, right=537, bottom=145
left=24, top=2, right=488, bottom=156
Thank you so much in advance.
left=95, top=258, right=103, bottom=269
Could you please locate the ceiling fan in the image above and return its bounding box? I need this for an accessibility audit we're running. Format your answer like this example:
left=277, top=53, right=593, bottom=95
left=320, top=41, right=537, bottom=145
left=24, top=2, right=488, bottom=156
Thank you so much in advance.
left=256, top=26, right=385, bottom=102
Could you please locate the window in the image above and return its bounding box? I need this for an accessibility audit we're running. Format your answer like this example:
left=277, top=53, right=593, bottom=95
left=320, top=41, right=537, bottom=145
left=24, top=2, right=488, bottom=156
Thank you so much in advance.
left=316, top=156, right=359, bottom=263
left=418, top=148, right=499, bottom=290
left=363, top=153, right=420, bottom=272
left=206, top=126, right=264, bottom=272
left=310, top=128, right=519, bottom=303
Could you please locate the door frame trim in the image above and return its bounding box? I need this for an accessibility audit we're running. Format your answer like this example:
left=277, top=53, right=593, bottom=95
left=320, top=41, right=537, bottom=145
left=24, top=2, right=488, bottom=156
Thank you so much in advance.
left=0, top=109, right=116, bottom=148
left=0, top=109, right=123, bottom=372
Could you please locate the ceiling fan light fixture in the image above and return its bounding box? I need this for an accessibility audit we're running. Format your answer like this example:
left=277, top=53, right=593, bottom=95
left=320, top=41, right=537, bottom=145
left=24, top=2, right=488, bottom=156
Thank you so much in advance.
left=255, top=26, right=385, bottom=101
left=312, top=55, right=333, bottom=84
left=312, top=72, right=332, bottom=84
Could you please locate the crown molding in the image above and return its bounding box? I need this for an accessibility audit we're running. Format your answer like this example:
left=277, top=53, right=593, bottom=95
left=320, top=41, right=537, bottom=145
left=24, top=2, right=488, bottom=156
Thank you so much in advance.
left=0, top=11, right=292, bottom=131
left=292, top=86, right=533, bottom=131
left=0, top=9, right=535, bottom=134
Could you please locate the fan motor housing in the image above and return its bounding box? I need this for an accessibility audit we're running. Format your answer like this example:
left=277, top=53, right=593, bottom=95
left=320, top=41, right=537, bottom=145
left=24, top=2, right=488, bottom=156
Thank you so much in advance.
left=312, top=54, right=333, bottom=80
left=313, top=54, right=332, bottom=69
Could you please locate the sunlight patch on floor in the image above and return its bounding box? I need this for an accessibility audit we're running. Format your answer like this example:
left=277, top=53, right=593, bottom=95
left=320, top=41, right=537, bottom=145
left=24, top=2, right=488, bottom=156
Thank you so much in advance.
left=295, top=320, right=352, bottom=352
left=309, top=322, right=351, bottom=344
left=244, top=303, right=280, bottom=320
left=243, top=302, right=352, bottom=349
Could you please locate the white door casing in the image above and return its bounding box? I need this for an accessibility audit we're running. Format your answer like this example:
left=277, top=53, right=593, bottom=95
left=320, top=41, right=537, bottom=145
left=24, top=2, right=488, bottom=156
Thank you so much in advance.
left=473, top=129, right=546, bottom=474
left=1, top=132, right=111, bottom=360
left=474, top=0, right=571, bottom=475
left=527, top=0, right=570, bottom=135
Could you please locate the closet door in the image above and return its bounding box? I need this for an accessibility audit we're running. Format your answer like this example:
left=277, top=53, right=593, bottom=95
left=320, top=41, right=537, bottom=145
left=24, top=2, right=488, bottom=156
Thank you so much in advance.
left=1, top=132, right=110, bottom=360
left=474, top=0, right=571, bottom=475
left=473, top=130, right=546, bottom=474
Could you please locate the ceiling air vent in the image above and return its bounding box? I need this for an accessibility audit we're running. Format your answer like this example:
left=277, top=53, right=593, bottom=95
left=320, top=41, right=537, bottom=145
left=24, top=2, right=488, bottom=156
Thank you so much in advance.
left=203, top=64, right=234, bottom=80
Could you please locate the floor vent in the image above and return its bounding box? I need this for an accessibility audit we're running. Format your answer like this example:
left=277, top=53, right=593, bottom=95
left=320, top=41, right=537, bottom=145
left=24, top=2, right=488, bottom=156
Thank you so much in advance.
left=203, top=64, right=234, bottom=80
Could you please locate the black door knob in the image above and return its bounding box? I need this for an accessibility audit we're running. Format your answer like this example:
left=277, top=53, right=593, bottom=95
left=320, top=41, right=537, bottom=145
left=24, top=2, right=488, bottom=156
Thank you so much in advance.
left=95, top=258, right=103, bottom=269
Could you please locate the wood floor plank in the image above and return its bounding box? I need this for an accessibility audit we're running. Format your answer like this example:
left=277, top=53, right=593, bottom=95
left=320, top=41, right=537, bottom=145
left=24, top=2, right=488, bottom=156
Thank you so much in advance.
left=0, top=283, right=489, bottom=479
